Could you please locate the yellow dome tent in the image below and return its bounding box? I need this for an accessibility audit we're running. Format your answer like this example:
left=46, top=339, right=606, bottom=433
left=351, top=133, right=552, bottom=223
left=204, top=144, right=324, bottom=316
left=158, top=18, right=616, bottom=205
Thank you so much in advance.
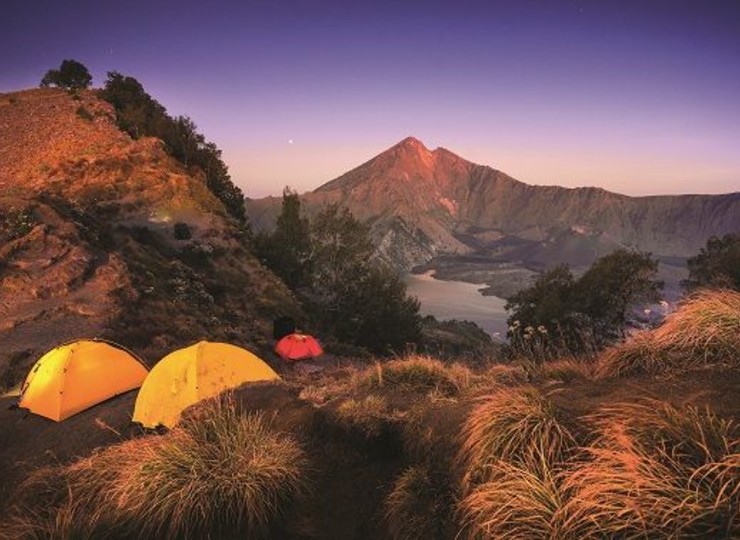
left=132, top=341, right=279, bottom=429
left=18, top=339, right=149, bottom=422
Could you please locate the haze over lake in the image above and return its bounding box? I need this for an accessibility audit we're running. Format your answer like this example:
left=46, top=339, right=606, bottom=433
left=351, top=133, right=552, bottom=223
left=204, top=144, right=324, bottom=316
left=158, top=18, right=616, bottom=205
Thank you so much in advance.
left=403, top=271, right=509, bottom=339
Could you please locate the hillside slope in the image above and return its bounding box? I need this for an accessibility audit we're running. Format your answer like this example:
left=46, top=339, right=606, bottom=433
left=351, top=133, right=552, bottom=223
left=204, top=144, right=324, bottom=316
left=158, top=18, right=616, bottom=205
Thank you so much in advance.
left=246, top=137, right=740, bottom=281
left=0, top=88, right=300, bottom=386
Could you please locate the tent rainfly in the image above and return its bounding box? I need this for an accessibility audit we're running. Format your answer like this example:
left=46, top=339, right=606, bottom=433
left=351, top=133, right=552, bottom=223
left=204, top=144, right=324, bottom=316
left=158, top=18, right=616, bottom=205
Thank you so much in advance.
left=132, top=341, right=279, bottom=429
left=17, top=339, right=148, bottom=421
left=275, top=333, right=324, bottom=361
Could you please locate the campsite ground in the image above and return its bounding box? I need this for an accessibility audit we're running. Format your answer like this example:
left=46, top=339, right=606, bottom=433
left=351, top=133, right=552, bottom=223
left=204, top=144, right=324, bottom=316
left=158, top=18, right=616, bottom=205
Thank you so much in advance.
left=1, top=356, right=739, bottom=539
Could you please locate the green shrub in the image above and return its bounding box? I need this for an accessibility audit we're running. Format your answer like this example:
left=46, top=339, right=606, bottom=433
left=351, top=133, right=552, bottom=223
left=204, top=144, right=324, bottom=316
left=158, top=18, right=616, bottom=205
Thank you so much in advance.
left=99, top=72, right=246, bottom=223
left=40, top=59, right=92, bottom=90
left=76, top=106, right=94, bottom=121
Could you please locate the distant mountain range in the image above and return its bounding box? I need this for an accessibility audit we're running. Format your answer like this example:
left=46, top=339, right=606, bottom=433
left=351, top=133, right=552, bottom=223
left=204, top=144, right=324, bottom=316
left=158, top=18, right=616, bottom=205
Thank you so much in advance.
left=246, top=136, right=740, bottom=296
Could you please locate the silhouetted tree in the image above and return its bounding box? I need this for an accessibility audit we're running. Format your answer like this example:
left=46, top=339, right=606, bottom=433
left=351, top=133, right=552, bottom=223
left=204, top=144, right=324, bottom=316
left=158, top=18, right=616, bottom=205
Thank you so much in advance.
left=576, top=249, right=662, bottom=343
left=684, top=234, right=740, bottom=292
left=506, top=249, right=662, bottom=357
left=505, top=265, right=580, bottom=355
left=254, top=187, right=312, bottom=289
left=40, top=59, right=92, bottom=90
left=307, top=204, right=421, bottom=354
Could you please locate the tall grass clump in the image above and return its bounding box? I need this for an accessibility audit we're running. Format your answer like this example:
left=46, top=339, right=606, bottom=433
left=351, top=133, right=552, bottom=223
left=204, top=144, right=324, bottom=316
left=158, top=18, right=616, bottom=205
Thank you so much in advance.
left=458, top=386, right=578, bottom=479
left=361, top=355, right=472, bottom=397
left=1, top=395, right=309, bottom=539
left=457, top=386, right=579, bottom=539
left=384, top=465, right=453, bottom=540
left=598, top=289, right=740, bottom=377
left=561, top=400, right=740, bottom=538
left=461, top=455, right=567, bottom=539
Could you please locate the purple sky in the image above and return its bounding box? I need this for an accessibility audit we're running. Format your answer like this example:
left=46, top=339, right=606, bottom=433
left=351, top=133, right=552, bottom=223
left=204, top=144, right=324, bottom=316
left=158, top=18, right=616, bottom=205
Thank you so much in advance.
left=2, top=1, right=739, bottom=198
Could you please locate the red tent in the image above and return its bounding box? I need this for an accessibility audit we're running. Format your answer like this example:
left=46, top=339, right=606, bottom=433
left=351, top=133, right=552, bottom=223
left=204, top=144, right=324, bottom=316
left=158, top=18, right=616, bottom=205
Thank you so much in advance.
left=275, top=333, right=324, bottom=361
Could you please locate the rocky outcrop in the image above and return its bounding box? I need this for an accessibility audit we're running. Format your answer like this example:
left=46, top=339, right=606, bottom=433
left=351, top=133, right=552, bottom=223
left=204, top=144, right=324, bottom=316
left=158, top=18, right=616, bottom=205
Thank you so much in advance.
left=0, top=89, right=300, bottom=386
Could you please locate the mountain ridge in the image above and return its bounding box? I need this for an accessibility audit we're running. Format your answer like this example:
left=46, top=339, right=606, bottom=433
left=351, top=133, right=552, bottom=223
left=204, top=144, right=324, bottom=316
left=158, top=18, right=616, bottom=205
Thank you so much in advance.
left=246, top=136, right=740, bottom=292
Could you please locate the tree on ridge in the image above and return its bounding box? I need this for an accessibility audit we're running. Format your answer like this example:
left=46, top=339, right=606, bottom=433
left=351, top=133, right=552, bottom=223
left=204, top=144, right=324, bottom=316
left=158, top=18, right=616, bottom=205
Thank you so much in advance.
left=40, top=59, right=92, bottom=90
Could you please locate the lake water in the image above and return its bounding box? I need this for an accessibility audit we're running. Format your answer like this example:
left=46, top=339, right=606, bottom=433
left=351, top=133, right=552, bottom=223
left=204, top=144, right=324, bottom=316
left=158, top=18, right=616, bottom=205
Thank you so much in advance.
left=403, top=271, right=509, bottom=338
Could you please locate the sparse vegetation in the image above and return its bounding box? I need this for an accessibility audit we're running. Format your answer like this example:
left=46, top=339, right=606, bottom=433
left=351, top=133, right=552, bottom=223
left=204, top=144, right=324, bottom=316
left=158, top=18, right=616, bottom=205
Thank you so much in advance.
left=536, top=357, right=593, bottom=383
left=385, top=465, right=453, bottom=540
left=75, top=105, right=94, bottom=121
left=597, top=289, right=740, bottom=377
left=419, top=315, right=498, bottom=360
left=335, top=395, right=394, bottom=437
left=0, top=207, right=37, bottom=242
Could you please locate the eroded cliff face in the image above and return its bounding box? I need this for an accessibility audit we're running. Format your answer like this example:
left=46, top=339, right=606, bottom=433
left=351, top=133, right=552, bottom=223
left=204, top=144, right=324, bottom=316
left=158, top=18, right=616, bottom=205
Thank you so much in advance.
left=246, top=136, right=739, bottom=272
left=0, top=89, right=299, bottom=385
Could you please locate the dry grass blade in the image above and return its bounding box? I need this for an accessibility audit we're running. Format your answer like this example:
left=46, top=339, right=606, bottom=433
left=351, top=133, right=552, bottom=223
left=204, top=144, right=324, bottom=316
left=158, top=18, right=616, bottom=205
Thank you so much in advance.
left=536, top=358, right=594, bottom=383
left=335, top=395, right=394, bottom=437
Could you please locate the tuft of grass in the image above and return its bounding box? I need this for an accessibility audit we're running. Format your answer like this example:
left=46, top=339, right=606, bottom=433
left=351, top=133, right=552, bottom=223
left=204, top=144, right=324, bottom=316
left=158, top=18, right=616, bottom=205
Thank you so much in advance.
left=456, top=386, right=579, bottom=539
left=597, top=289, right=740, bottom=377
left=384, top=465, right=453, bottom=540
left=361, top=355, right=473, bottom=397
left=561, top=400, right=740, bottom=538
left=1, top=394, right=309, bottom=539
left=458, top=386, right=578, bottom=486
left=335, top=395, right=396, bottom=438
left=460, top=454, right=567, bottom=540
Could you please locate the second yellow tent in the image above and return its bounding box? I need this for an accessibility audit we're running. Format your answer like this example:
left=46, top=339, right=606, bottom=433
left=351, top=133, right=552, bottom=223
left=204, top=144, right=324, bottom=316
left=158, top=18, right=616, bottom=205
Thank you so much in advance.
left=132, top=341, right=279, bottom=429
